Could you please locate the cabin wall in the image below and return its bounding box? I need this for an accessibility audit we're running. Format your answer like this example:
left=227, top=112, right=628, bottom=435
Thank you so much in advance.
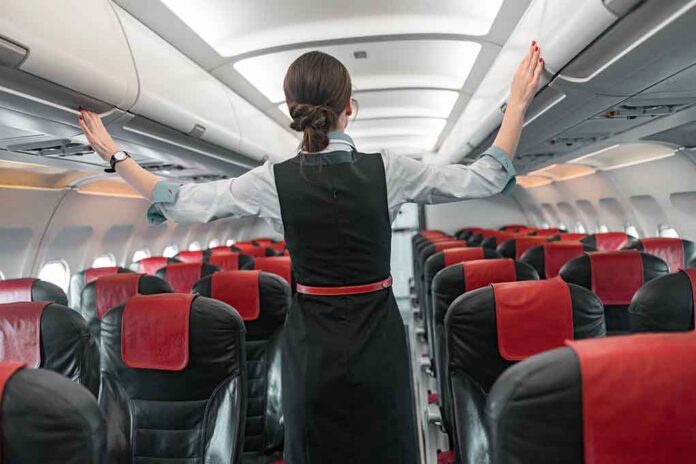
left=424, top=195, right=528, bottom=234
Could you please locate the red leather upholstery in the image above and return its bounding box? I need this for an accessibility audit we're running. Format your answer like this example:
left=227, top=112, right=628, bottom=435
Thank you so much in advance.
left=121, top=294, right=194, bottom=371
left=95, top=273, right=142, bottom=320
left=558, top=233, right=587, bottom=241
left=589, top=252, right=644, bottom=305
left=0, top=302, right=48, bottom=367
left=494, top=278, right=573, bottom=361
left=254, top=257, right=292, bottom=286
left=640, top=238, right=684, bottom=272
left=500, top=224, right=532, bottom=233
left=0, top=278, right=34, bottom=304
left=211, top=271, right=261, bottom=321
left=233, top=242, right=266, bottom=257
left=568, top=333, right=696, bottom=464
left=85, top=266, right=120, bottom=285
left=513, top=237, right=549, bottom=259
left=176, top=250, right=204, bottom=263
left=253, top=239, right=276, bottom=247
left=267, top=241, right=287, bottom=252
left=137, top=257, right=169, bottom=275
left=421, top=230, right=448, bottom=239
left=534, top=228, right=562, bottom=237
left=161, top=263, right=205, bottom=293
left=434, top=240, right=468, bottom=252
left=544, top=242, right=585, bottom=278
left=595, top=232, right=629, bottom=251
left=443, top=247, right=484, bottom=266
left=463, top=259, right=516, bottom=291
left=208, top=251, right=240, bottom=271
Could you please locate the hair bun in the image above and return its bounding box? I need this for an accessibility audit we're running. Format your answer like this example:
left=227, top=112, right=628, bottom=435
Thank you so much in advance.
left=289, top=104, right=336, bottom=133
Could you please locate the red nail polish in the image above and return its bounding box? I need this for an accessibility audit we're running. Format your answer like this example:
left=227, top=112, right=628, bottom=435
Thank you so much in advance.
left=532, top=40, right=536, bottom=46
left=535, top=46, right=539, bottom=51
left=539, top=57, right=543, bottom=63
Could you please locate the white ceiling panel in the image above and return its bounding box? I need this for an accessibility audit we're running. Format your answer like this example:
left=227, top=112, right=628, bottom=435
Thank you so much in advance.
left=353, top=89, right=460, bottom=120
left=160, top=0, right=503, bottom=57
left=232, top=40, right=481, bottom=103
left=355, top=134, right=439, bottom=154
left=347, top=118, right=446, bottom=139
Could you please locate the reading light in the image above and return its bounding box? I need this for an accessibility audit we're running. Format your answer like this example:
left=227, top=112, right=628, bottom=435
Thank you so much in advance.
left=516, top=176, right=553, bottom=189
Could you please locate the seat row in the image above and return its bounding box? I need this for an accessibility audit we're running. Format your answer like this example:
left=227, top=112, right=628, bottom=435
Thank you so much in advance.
left=0, top=264, right=291, bottom=462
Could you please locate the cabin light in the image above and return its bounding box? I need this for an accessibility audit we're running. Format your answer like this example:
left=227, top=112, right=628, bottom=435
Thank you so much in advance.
left=528, top=163, right=596, bottom=182
left=353, top=50, right=368, bottom=59
left=570, top=143, right=677, bottom=171
left=347, top=118, right=447, bottom=139
left=515, top=175, right=553, bottom=189
left=353, top=135, right=438, bottom=154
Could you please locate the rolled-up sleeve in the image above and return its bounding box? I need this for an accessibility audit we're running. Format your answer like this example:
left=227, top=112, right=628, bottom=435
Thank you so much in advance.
left=384, top=145, right=516, bottom=210
left=146, top=161, right=281, bottom=225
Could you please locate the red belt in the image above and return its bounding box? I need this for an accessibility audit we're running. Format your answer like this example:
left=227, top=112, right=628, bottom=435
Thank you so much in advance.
left=296, top=276, right=393, bottom=296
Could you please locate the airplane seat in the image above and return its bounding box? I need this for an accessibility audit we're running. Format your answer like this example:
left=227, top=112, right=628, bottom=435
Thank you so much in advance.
left=496, top=237, right=550, bottom=259
left=467, top=229, right=497, bottom=246
left=0, top=301, right=99, bottom=396
left=69, top=266, right=133, bottom=309
left=445, top=278, right=605, bottom=464
left=549, top=233, right=588, bottom=242
left=417, top=240, right=467, bottom=326
left=100, top=293, right=246, bottom=463
left=431, top=259, right=538, bottom=438
left=156, top=262, right=220, bottom=293
left=79, top=273, right=172, bottom=339
left=629, top=269, right=696, bottom=333
left=232, top=242, right=275, bottom=258
left=622, top=237, right=696, bottom=272
left=175, top=250, right=206, bottom=263
left=480, top=232, right=520, bottom=250
left=580, top=232, right=639, bottom=251
left=487, top=333, right=696, bottom=464
left=251, top=238, right=277, bottom=247
left=528, top=228, right=565, bottom=237
left=560, top=251, right=670, bottom=333
left=498, top=224, right=533, bottom=233
left=135, top=256, right=180, bottom=275
left=0, top=363, right=106, bottom=463
left=208, top=249, right=256, bottom=271
left=193, top=271, right=290, bottom=462
left=0, top=277, right=68, bottom=305
left=253, top=256, right=293, bottom=289
left=266, top=241, right=287, bottom=253
left=520, top=242, right=596, bottom=279
left=454, top=227, right=482, bottom=241
left=411, top=234, right=453, bottom=303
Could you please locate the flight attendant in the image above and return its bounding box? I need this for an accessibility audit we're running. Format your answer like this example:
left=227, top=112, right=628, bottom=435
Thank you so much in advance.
left=79, top=43, right=543, bottom=463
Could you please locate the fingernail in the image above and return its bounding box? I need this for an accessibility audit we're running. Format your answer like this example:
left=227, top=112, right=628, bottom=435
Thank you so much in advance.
left=535, top=46, right=539, bottom=51
left=539, top=57, right=543, bottom=62
left=532, top=40, right=536, bottom=46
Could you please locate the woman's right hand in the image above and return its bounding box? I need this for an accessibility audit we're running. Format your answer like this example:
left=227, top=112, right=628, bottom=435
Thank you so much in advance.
left=508, top=42, right=544, bottom=112
left=78, top=109, right=119, bottom=162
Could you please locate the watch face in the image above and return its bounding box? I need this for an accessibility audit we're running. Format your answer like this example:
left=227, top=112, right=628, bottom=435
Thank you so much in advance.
left=113, top=151, right=128, bottom=161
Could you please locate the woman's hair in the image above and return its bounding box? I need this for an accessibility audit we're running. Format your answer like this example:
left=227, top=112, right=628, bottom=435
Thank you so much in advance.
left=284, top=51, right=352, bottom=153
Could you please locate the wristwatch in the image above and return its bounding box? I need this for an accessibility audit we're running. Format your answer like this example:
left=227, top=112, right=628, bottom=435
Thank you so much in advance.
left=105, top=151, right=131, bottom=173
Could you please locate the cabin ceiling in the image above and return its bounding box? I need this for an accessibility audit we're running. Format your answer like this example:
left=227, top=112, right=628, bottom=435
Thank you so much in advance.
left=113, top=0, right=531, bottom=157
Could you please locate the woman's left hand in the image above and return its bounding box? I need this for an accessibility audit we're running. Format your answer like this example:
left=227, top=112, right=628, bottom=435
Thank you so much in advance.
left=508, top=42, right=544, bottom=112
left=78, top=110, right=119, bottom=162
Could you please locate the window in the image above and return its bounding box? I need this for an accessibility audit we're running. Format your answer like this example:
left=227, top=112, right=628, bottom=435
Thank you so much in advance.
left=541, top=222, right=550, bottom=229
left=599, top=224, right=609, bottom=233
left=92, top=254, right=116, bottom=268
left=208, top=239, right=221, bottom=248
left=188, top=241, right=202, bottom=251
left=226, top=239, right=236, bottom=246
left=558, top=223, right=567, bottom=231
left=575, top=222, right=586, bottom=234
left=132, top=249, right=150, bottom=263
left=658, top=225, right=679, bottom=238
left=0, top=271, right=4, bottom=280
left=163, top=245, right=179, bottom=258
left=624, top=225, right=640, bottom=238
left=38, top=260, right=70, bottom=292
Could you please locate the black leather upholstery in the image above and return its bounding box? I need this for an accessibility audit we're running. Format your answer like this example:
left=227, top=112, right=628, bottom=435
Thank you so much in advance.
left=193, top=272, right=289, bottom=461
left=69, top=266, right=133, bottom=310
left=155, top=263, right=220, bottom=293
left=580, top=233, right=639, bottom=251
left=623, top=238, right=696, bottom=270
left=629, top=271, right=695, bottom=333
left=560, top=252, right=669, bottom=333
left=519, top=244, right=595, bottom=278
left=445, top=283, right=605, bottom=463
left=431, top=261, right=538, bottom=437
left=1, top=366, right=106, bottom=463
left=100, top=295, right=247, bottom=463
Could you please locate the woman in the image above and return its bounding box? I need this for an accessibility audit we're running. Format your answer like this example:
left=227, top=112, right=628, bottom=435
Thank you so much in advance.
left=79, top=43, right=543, bottom=463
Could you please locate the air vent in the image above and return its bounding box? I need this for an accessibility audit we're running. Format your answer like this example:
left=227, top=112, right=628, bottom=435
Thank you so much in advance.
left=353, top=50, right=368, bottom=59
left=7, top=139, right=94, bottom=157
left=181, top=174, right=228, bottom=182
left=547, top=136, right=605, bottom=148
left=596, top=104, right=691, bottom=120
left=140, top=163, right=186, bottom=172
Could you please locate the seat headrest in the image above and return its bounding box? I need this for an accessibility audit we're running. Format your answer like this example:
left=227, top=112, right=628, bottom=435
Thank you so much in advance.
left=252, top=238, right=276, bottom=247
left=84, top=266, right=121, bottom=285
left=533, top=228, right=563, bottom=237
left=0, top=302, right=49, bottom=367
left=462, top=259, right=517, bottom=292
left=232, top=243, right=267, bottom=257
left=136, top=256, right=178, bottom=275
left=481, top=232, right=520, bottom=250
left=94, top=273, right=143, bottom=320
left=157, top=263, right=219, bottom=293
left=494, top=278, right=573, bottom=361
left=176, top=250, right=204, bottom=263
left=629, top=269, right=696, bottom=333
left=254, top=257, right=292, bottom=286
left=519, top=242, right=594, bottom=279
left=267, top=241, right=287, bottom=252
left=121, top=294, right=194, bottom=371
left=420, top=230, right=447, bottom=239
left=0, top=361, right=24, bottom=402
left=442, top=247, right=485, bottom=266
left=0, top=278, right=68, bottom=305
left=430, top=240, right=468, bottom=253
left=210, top=271, right=261, bottom=320
left=631, top=237, right=695, bottom=272
left=555, top=233, right=587, bottom=241
left=207, top=250, right=241, bottom=271
left=584, top=232, right=631, bottom=251
left=497, top=237, right=549, bottom=259
left=70, top=267, right=133, bottom=309
left=499, top=224, right=532, bottom=233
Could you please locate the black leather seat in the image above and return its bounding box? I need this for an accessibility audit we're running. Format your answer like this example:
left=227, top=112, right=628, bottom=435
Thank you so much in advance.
left=194, top=271, right=289, bottom=462
left=208, top=250, right=255, bottom=271
left=0, top=301, right=99, bottom=396
left=0, top=363, right=106, bottom=463
left=580, top=232, right=638, bottom=251
left=629, top=269, right=696, bottom=333
left=135, top=256, right=180, bottom=275
left=520, top=242, right=595, bottom=279
left=480, top=232, right=521, bottom=250
left=253, top=256, right=294, bottom=289
left=496, top=237, right=550, bottom=259
left=487, top=332, right=696, bottom=464
left=623, top=237, right=696, bottom=272
left=0, top=277, right=68, bottom=305
left=79, top=273, right=172, bottom=338
left=454, top=227, right=482, bottom=241
left=560, top=251, right=670, bottom=333
left=69, top=266, right=133, bottom=309
left=529, top=227, right=564, bottom=237
left=156, top=262, right=220, bottom=293
left=467, top=229, right=497, bottom=246
left=549, top=233, right=587, bottom=242
left=100, top=293, right=247, bottom=463
left=232, top=242, right=276, bottom=258
left=446, top=278, right=605, bottom=463
left=431, top=259, right=538, bottom=439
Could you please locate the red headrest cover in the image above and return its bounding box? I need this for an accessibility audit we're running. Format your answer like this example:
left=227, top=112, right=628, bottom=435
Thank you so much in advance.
left=494, top=277, right=573, bottom=361
left=233, top=243, right=266, bottom=257
left=85, top=267, right=119, bottom=285
left=559, top=233, right=586, bottom=241
left=514, top=237, right=549, bottom=259
left=254, top=239, right=275, bottom=247
left=268, top=242, right=287, bottom=252
left=500, top=224, right=530, bottom=232
left=164, top=263, right=203, bottom=293
left=595, top=232, right=629, bottom=251
left=0, top=278, right=36, bottom=304
left=209, top=245, right=231, bottom=253
left=138, top=257, right=168, bottom=276
left=641, top=238, right=684, bottom=272
left=0, top=361, right=25, bottom=408
left=683, top=269, right=696, bottom=323
left=535, top=228, right=561, bottom=236
left=207, top=251, right=240, bottom=271
left=568, top=333, right=696, bottom=464
left=421, top=230, right=447, bottom=239
left=463, top=259, right=516, bottom=292
left=589, top=252, right=644, bottom=305
left=0, top=302, right=49, bottom=367
left=492, top=232, right=519, bottom=244
left=121, top=294, right=194, bottom=371
left=176, top=250, right=204, bottom=264
left=544, top=242, right=585, bottom=278
left=95, top=273, right=142, bottom=320
left=211, top=271, right=260, bottom=321
left=443, top=247, right=484, bottom=266
left=434, top=240, right=468, bottom=252
left=254, top=257, right=292, bottom=285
